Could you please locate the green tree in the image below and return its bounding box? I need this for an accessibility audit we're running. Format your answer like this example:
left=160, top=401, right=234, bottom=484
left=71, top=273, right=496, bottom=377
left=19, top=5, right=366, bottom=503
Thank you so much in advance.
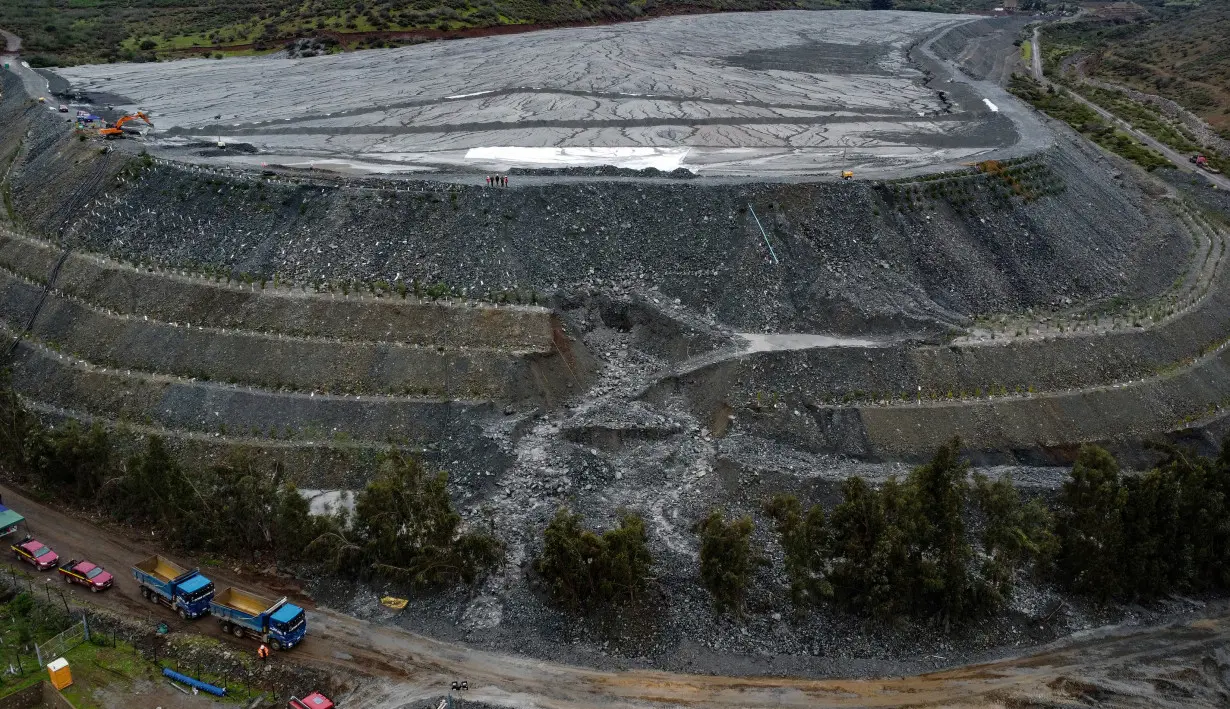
left=1119, top=468, right=1181, bottom=598
left=908, top=437, right=977, bottom=622
left=273, top=481, right=325, bottom=563
left=0, top=369, right=43, bottom=477
left=1055, top=445, right=1127, bottom=600
left=535, top=508, right=653, bottom=611
left=113, top=437, right=202, bottom=547
left=344, top=453, right=500, bottom=586
left=1158, top=445, right=1230, bottom=590
left=31, top=420, right=111, bottom=500
left=972, top=472, right=1058, bottom=603
left=696, top=511, right=759, bottom=614
left=764, top=494, right=831, bottom=607
left=827, top=476, right=911, bottom=619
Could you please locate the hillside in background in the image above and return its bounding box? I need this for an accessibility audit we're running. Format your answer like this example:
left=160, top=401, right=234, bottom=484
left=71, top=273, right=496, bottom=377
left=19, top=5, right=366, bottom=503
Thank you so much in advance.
left=1, top=0, right=997, bottom=66
left=1047, top=0, right=1230, bottom=136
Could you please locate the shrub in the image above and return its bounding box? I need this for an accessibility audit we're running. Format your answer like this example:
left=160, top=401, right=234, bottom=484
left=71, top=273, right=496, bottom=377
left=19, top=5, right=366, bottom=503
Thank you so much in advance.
left=1055, top=446, right=1127, bottom=600
left=696, top=511, right=759, bottom=613
left=763, top=494, right=830, bottom=607
left=535, top=508, right=652, bottom=611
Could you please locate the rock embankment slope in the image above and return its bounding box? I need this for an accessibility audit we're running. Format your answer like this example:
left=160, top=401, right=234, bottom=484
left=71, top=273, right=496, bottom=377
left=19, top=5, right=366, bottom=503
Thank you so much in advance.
left=2, top=62, right=1224, bottom=470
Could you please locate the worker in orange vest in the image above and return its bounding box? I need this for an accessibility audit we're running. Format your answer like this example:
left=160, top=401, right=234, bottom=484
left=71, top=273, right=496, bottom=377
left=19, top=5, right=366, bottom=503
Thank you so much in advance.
left=257, top=644, right=270, bottom=663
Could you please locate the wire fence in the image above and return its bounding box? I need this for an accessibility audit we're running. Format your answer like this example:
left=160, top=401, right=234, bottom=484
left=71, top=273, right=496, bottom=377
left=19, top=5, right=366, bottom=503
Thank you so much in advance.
left=34, top=618, right=85, bottom=667
left=0, top=565, right=269, bottom=700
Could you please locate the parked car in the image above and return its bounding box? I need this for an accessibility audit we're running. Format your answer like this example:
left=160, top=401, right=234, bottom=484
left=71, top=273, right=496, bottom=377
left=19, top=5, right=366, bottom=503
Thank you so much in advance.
left=288, top=693, right=333, bottom=709
left=57, top=104, right=68, bottom=112
left=11, top=537, right=59, bottom=570
left=58, top=559, right=114, bottom=592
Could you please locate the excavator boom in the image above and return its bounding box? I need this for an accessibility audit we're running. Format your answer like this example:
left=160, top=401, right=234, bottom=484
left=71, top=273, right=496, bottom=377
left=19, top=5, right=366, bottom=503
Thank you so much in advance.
left=99, top=111, right=153, bottom=139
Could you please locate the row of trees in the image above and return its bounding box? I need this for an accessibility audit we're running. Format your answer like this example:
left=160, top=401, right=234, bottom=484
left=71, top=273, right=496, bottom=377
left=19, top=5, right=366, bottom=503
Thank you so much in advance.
left=536, top=438, right=1230, bottom=624
left=0, top=373, right=500, bottom=587
left=5, top=370, right=1229, bottom=622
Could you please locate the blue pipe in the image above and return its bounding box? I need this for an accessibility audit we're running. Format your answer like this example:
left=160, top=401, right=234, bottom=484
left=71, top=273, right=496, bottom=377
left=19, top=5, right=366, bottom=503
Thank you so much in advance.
left=162, top=667, right=227, bottom=696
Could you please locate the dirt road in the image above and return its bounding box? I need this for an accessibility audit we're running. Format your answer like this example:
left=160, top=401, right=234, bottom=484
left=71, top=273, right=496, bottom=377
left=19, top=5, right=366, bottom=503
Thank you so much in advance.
left=1030, top=26, right=1043, bottom=82
left=0, top=32, right=55, bottom=105
left=0, top=28, right=19, bottom=54
left=2, top=483, right=1229, bottom=708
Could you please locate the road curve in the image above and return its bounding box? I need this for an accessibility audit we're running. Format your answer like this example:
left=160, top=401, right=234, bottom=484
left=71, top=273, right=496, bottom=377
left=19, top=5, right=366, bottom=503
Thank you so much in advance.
left=1, top=482, right=1227, bottom=708
left=0, top=28, right=20, bottom=54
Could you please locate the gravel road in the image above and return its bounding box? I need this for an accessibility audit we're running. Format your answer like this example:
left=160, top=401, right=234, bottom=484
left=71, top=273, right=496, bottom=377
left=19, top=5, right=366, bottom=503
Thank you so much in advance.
left=2, top=482, right=1229, bottom=708
left=0, top=28, right=20, bottom=54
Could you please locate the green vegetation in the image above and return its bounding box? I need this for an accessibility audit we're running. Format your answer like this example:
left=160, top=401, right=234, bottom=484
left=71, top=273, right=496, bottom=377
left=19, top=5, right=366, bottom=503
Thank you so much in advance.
left=764, top=494, right=829, bottom=608
left=314, top=452, right=501, bottom=585
left=1009, top=74, right=1172, bottom=171
left=0, top=585, right=261, bottom=703
left=1069, top=83, right=1230, bottom=174
left=535, top=508, right=652, bottom=611
left=0, top=370, right=499, bottom=588
left=1038, top=3, right=1230, bottom=137
left=1056, top=444, right=1230, bottom=600
left=696, top=511, right=760, bottom=614
left=879, top=157, right=1067, bottom=216
left=764, top=438, right=1230, bottom=624
left=6, top=362, right=1230, bottom=623
left=972, top=471, right=1057, bottom=602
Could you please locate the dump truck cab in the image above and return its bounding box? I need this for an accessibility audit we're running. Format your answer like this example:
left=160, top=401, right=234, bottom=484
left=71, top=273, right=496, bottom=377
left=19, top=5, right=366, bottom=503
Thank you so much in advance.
left=211, top=587, right=308, bottom=649
left=269, top=602, right=308, bottom=647
left=132, top=555, right=215, bottom=619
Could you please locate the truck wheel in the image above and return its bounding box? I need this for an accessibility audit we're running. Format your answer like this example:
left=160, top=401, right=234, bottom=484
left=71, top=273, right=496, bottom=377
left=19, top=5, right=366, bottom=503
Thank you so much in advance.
left=149, top=591, right=159, bottom=603
left=90, top=585, right=100, bottom=593
left=271, top=639, right=282, bottom=651
left=233, top=626, right=244, bottom=638
left=63, top=574, right=71, bottom=584
left=178, top=609, right=188, bottom=620
left=140, top=587, right=150, bottom=601
left=220, top=622, right=232, bottom=635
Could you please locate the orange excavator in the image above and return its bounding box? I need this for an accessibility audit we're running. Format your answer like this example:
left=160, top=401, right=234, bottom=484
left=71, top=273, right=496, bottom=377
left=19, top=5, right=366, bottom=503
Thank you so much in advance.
left=99, top=111, right=152, bottom=139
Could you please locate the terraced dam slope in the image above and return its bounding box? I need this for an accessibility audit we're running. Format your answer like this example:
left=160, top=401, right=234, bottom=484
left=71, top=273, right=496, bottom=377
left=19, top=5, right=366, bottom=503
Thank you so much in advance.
left=4, top=54, right=1229, bottom=476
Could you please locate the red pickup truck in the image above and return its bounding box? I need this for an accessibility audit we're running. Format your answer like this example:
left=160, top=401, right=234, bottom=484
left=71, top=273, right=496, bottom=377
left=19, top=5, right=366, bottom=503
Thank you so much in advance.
left=288, top=693, right=333, bottom=709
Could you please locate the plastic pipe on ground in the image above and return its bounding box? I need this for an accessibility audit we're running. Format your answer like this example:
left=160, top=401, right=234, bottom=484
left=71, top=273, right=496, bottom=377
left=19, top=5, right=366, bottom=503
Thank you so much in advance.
left=162, top=667, right=227, bottom=696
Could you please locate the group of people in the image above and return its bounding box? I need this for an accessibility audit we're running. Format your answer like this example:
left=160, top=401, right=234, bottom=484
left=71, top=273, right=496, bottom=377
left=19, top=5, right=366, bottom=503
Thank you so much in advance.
left=485, top=175, right=508, bottom=187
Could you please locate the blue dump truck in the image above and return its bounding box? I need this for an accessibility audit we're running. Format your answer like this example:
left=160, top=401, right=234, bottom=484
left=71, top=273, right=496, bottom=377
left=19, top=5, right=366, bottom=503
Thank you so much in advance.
left=210, top=587, right=307, bottom=650
left=132, top=555, right=215, bottom=620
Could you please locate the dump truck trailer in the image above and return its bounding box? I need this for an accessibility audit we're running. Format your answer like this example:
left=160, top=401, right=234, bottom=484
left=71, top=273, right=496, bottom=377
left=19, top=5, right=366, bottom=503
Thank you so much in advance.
left=132, top=555, right=214, bottom=619
left=210, top=587, right=307, bottom=650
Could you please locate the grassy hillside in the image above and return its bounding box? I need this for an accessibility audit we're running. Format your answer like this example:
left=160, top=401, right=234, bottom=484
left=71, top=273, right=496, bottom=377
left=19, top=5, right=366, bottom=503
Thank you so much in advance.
left=1043, top=0, right=1230, bottom=137
left=2, top=0, right=996, bottom=66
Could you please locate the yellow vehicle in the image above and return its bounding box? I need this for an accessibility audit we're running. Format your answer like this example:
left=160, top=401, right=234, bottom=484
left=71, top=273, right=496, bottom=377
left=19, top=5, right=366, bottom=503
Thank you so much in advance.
left=841, top=170, right=854, bottom=180
left=37, top=97, right=45, bottom=103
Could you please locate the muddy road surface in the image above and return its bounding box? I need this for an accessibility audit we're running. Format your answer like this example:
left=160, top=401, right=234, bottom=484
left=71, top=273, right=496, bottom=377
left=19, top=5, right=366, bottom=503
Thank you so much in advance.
left=3, top=483, right=1229, bottom=708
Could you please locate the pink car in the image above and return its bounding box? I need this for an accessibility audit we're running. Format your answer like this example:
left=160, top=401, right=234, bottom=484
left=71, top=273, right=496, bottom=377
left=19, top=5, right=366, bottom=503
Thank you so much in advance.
left=58, top=559, right=114, bottom=592
left=11, top=537, right=58, bottom=570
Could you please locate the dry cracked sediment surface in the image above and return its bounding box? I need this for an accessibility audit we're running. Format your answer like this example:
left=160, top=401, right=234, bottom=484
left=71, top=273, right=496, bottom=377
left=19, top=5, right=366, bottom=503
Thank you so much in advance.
left=50, top=11, right=1046, bottom=177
